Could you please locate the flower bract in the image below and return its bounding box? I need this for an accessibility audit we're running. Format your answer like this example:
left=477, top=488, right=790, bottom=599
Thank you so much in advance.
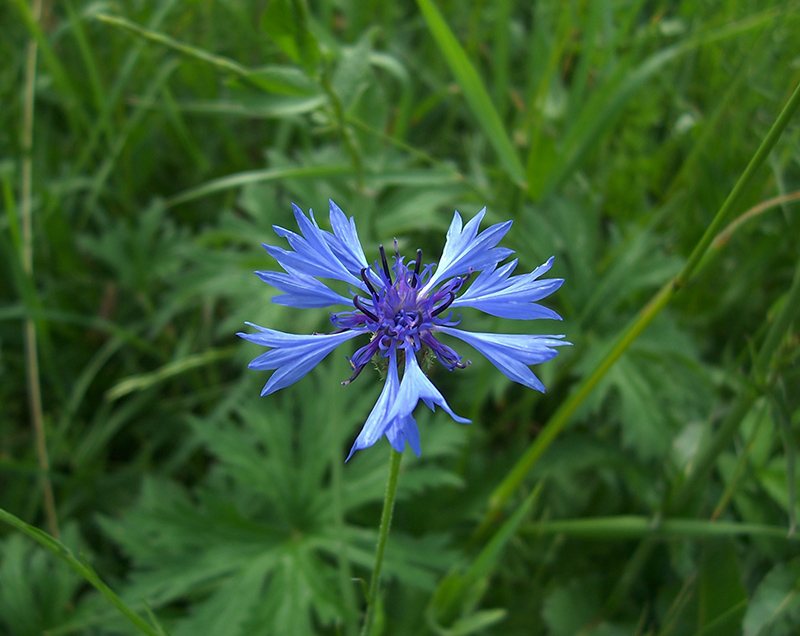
left=238, top=201, right=570, bottom=460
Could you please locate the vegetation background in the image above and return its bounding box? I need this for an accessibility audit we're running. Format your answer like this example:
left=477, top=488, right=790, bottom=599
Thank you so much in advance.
left=2, top=0, right=800, bottom=634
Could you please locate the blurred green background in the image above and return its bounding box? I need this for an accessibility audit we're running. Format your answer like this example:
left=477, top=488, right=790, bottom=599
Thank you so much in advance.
left=2, top=0, right=800, bottom=634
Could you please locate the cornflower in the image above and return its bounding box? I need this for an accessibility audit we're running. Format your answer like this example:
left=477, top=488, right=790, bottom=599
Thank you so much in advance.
left=238, top=201, right=569, bottom=460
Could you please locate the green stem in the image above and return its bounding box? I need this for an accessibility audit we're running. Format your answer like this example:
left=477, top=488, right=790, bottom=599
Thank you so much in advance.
left=666, top=388, right=759, bottom=514
left=20, top=0, right=59, bottom=540
left=360, top=448, right=403, bottom=636
left=668, top=244, right=800, bottom=514
left=480, top=77, right=800, bottom=529
left=481, top=281, right=674, bottom=529
left=332, top=439, right=358, bottom=636
left=677, top=79, right=800, bottom=287
left=753, top=246, right=800, bottom=381
left=321, top=62, right=364, bottom=189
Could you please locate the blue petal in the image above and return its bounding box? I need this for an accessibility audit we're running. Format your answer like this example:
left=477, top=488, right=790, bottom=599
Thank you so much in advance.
left=346, top=349, right=402, bottom=460
left=423, top=209, right=514, bottom=291
left=264, top=204, right=363, bottom=286
left=384, top=414, right=420, bottom=456
left=400, top=415, right=421, bottom=456
left=256, top=267, right=352, bottom=308
left=452, top=256, right=565, bottom=320
left=238, top=323, right=364, bottom=395
left=324, top=200, right=369, bottom=275
left=391, top=352, right=471, bottom=425
left=436, top=327, right=570, bottom=392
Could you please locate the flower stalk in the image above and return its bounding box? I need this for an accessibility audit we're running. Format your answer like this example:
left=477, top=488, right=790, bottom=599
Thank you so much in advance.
left=360, top=448, right=403, bottom=636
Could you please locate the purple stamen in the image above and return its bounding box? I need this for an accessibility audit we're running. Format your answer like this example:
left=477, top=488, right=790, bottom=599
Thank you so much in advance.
left=353, top=296, right=378, bottom=321
left=342, top=363, right=368, bottom=385
left=379, top=244, right=392, bottom=282
left=360, top=267, right=377, bottom=296
left=431, top=292, right=455, bottom=316
left=410, top=249, right=422, bottom=287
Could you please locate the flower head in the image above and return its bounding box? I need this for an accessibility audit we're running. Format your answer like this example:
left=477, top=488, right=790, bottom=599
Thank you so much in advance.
left=238, top=201, right=570, bottom=460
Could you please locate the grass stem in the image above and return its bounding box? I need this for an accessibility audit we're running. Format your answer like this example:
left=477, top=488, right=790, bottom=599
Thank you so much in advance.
left=481, top=78, right=800, bottom=529
left=20, top=0, right=58, bottom=540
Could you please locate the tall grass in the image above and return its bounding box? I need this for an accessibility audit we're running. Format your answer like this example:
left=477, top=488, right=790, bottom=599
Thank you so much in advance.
left=2, top=1, right=799, bottom=634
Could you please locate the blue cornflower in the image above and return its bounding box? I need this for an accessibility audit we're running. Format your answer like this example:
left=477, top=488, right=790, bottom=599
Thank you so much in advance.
left=238, top=201, right=570, bottom=460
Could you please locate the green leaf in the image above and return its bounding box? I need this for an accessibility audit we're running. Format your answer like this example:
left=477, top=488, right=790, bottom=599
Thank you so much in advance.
left=106, top=348, right=236, bottom=401
left=164, top=164, right=352, bottom=208
left=542, top=576, right=603, bottom=636
left=332, top=34, right=373, bottom=112
left=698, top=540, right=748, bottom=636
left=260, top=0, right=320, bottom=75
left=446, top=609, right=508, bottom=636
left=0, top=510, right=164, bottom=636
left=0, top=526, right=83, bottom=636
left=428, top=484, right=542, bottom=632
left=743, top=558, right=800, bottom=636
left=757, top=456, right=800, bottom=521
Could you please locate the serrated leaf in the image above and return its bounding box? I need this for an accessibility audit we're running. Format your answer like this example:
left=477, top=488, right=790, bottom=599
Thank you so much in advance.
left=0, top=525, right=84, bottom=636
left=172, top=553, right=279, bottom=636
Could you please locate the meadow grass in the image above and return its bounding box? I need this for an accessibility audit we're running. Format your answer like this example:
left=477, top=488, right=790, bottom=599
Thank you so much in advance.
left=2, top=1, right=800, bottom=634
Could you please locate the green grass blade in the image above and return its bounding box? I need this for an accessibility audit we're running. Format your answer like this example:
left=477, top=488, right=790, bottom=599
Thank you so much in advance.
left=482, top=77, right=800, bottom=527
left=415, top=0, right=525, bottom=186
left=75, top=0, right=181, bottom=173
left=95, top=13, right=251, bottom=77
left=526, top=516, right=799, bottom=540
left=11, top=0, right=90, bottom=135
left=64, top=1, right=110, bottom=141
left=105, top=348, right=236, bottom=402
left=164, top=164, right=353, bottom=208
left=95, top=13, right=318, bottom=95
left=85, top=59, right=180, bottom=215
left=536, top=9, right=780, bottom=200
